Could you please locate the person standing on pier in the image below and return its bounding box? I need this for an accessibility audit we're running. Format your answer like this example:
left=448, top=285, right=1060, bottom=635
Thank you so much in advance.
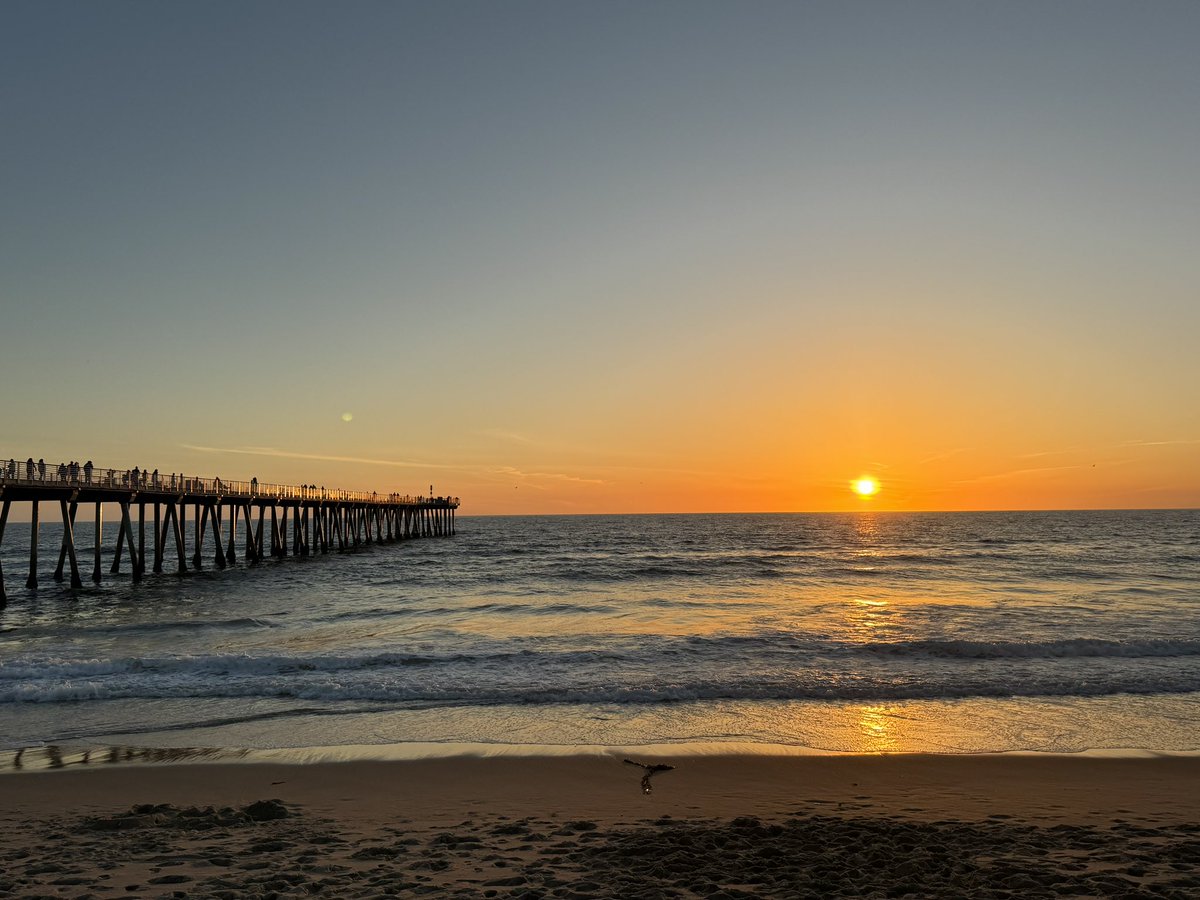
left=84, top=460, right=93, bottom=484
left=26, top=458, right=34, bottom=480
left=38, top=458, right=46, bottom=481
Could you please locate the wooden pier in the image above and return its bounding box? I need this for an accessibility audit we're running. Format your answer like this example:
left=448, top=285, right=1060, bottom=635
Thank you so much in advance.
left=0, top=458, right=458, bottom=606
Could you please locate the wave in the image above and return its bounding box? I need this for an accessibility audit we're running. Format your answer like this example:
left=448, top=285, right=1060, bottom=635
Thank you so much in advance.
left=3, top=639, right=1200, bottom=707
left=4, top=669, right=1200, bottom=706
left=4, top=635, right=1197, bottom=688
left=860, top=638, right=1200, bottom=660
left=0, top=646, right=636, bottom=685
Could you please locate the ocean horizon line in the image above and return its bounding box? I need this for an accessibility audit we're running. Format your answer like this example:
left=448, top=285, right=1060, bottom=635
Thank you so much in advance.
left=456, top=506, right=1200, bottom=518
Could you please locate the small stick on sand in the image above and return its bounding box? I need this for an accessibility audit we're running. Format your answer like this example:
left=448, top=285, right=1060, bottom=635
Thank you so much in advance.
left=623, top=759, right=675, bottom=795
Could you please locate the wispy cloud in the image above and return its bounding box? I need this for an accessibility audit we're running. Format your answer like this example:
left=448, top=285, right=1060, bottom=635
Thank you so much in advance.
left=1121, top=438, right=1200, bottom=448
left=1017, top=448, right=1078, bottom=460
left=489, top=465, right=608, bottom=489
left=917, top=447, right=969, bottom=465
left=182, top=444, right=456, bottom=469
left=953, top=464, right=1084, bottom=485
left=477, top=429, right=535, bottom=445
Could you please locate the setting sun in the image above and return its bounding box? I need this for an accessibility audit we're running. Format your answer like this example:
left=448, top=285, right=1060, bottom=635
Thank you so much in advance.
left=852, top=476, right=881, bottom=498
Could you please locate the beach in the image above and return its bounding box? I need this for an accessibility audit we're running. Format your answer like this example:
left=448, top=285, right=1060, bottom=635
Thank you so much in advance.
left=3, top=752, right=1199, bottom=898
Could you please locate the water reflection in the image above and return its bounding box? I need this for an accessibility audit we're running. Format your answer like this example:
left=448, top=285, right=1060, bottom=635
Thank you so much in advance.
left=857, top=705, right=899, bottom=752
left=3, top=745, right=244, bottom=771
left=842, top=596, right=898, bottom=642
left=852, top=512, right=881, bottom=543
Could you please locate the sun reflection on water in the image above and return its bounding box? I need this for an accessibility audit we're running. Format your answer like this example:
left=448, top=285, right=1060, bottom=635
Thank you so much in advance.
left=857, top=705, right=899, bottom=752
left=843, top=596, right=897, bottom=642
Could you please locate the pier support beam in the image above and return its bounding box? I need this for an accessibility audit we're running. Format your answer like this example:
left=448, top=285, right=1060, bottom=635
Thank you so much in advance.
left=211, top=504, right=226, bottom=569
left=163, top=501, right=187, bottom=574
left=26, top=500, right=39, bottom=589
left=193, top=503, right=204, bottom=569
left=0, top=499, right=10, bottom=606
left=225, top=503, right=238, bottom=564
left=333, top=506, right=345, bottom=551
left=138, top=502, right=146, bottom=578
left=63, top=500, right=83, bottom=589
left=248, top=508, right=260, bottom=564
left=54, top=501, right=83, bottom=589
left=93, top=503, right=103, bottom=582
left=153, top=503, right=163, bottom=574
left=117, top=501, right=141, bottom=581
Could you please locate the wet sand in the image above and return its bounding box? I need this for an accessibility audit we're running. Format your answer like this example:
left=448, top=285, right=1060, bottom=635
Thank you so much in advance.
left=1, top=753, right=1198, bottom=898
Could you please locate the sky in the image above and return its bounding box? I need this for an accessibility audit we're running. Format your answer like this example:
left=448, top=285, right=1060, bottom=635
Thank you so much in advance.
left=2, top=0, right=1198, bottom=515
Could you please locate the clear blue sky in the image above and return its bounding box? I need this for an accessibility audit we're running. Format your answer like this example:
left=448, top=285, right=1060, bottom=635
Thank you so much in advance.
left=3, top=1, right=1198, bottom=513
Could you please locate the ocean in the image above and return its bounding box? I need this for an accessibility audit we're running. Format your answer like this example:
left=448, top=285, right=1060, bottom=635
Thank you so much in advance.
left=1, top=510, right=1198, bottom=759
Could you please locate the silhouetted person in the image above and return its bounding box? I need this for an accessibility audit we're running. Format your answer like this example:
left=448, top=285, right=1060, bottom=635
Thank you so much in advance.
left=38, top=458, right=45, bottom=480
left=84, top=460, right=93, bottom=483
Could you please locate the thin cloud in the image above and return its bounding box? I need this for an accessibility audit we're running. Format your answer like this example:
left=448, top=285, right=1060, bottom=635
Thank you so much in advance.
left=490, top=465, right=608, bottom=487
left=953, top=464, right=1083, bottom=485
left=182, top=444, right=456, bottom=469
left=1122, top=438, right=1200, bottom=448
left=917, top=448, right=969, bottom=465
left=477, top=429, right=535, bottom=445
left=1017, top=447, right=1081, bottom=460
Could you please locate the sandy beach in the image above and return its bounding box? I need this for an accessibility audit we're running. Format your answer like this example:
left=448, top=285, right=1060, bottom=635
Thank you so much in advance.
left=2, top=752, right=1198, bottom=898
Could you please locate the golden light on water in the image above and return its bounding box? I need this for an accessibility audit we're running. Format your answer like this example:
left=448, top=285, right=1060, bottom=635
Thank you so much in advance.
left=858, top=705, right=895, bottom=750
left=852, top=476, right=880, bottom=498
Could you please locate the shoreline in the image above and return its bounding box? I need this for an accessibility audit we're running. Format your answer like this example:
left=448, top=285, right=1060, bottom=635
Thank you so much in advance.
left=5, top=739, right=1200, bottom=774
left=2, top=753, right=1198, bottom=897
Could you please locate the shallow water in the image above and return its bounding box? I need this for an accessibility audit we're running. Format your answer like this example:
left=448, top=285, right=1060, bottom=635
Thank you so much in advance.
left=1, top=510, right=1198, bottom=754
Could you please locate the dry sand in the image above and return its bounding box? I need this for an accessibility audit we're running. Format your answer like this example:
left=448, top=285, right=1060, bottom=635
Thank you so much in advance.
left=2, top=752, right=1198, bottom=898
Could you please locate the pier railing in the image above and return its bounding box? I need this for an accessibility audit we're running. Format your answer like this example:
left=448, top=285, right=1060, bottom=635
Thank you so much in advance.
left=0, top=458, right=456, bottom=506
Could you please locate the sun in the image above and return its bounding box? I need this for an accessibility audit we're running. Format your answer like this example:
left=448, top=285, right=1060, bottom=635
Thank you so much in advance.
left=852, top=476, right=880, bottom=498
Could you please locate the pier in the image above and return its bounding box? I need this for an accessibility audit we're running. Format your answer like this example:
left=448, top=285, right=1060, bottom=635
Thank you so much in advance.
left=0, top=458, right=458, bottom=606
